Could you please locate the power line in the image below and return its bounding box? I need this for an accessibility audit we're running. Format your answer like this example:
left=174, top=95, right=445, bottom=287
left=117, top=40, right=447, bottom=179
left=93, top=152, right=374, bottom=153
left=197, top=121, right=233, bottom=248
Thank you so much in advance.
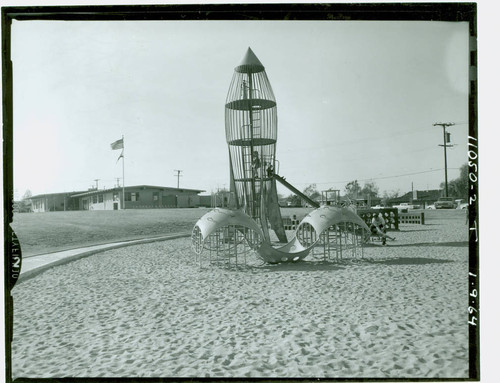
left=280, top=125, right=438, bottom=154
left=290, top=167, right=462, bottom=187
left=360, top=168, right=450, bottom=182
left=324, top=168, right=443, bottom=185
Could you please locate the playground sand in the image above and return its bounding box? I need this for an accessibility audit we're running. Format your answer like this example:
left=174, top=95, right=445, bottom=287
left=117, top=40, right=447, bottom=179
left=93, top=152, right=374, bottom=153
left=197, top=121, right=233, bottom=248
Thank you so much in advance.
left=11, top=215, right=469, bottom=379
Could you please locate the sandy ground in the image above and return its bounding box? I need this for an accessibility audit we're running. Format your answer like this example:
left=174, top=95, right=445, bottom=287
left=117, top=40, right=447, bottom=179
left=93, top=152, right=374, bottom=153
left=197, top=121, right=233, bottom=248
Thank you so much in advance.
left=11, top=216, right=469, bottom=379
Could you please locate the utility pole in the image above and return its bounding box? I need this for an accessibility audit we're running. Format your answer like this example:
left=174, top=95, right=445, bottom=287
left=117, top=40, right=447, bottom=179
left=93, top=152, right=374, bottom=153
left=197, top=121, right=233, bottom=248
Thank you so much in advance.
left=94, top=179, right=100, bottom=190
left=115, top=178, right=121, bottom=188
left=433, top=122, right=455, bottom=197
left=174, top=170, right=183, bottom=189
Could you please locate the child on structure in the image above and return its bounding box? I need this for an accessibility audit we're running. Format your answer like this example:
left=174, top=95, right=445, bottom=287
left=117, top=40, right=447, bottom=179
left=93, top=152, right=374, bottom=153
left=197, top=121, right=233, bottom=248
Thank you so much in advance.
left=252, top=151, right=261, bottom=178
left=370, top=213, right=395, bottom=245
left=266, top=163, right=274, bottom=178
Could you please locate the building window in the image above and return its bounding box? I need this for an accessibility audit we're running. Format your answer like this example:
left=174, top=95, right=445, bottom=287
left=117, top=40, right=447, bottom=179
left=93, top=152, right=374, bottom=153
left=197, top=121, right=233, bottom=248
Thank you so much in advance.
left=92, top=195, right=97, bottom=203
left=98, top=194, right=103, bottom=203
left=125, top=192, right=139, bottom=202
left=113, top=192, right=119, bottom=201
left=153, top=192, right=159, bottom=201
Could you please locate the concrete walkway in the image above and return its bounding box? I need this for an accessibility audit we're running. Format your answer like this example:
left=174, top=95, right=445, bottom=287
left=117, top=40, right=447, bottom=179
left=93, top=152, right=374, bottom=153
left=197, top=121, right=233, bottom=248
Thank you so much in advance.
left=18, top=233, right=191, bottom=283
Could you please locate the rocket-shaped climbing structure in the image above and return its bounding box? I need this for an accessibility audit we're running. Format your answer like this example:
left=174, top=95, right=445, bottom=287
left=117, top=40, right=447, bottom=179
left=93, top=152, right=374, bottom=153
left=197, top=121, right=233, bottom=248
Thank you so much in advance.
left=191, top=48, right=371, bottom=265
left=225, top=47, right=287, bottom=243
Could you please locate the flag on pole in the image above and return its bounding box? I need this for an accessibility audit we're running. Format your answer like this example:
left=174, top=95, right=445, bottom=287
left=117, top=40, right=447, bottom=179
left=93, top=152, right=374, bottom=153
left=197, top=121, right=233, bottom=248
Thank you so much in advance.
left=111, top=138, right=124, bottom=150
left=116, top=150, right=124, bottom=164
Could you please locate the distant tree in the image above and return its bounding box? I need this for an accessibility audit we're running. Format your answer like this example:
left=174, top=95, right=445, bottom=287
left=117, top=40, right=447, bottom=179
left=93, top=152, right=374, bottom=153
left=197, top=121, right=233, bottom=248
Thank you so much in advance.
left=382, top=189, right=400, bottom=199
left=381, top=189, right=400, bottom=206
left=16, top=189, right=32, bottom=212
left=22, top=190, right=32, bottom=200
left=285, top=194, right=302, bottom=207
left=283, top=185, right=320, bottom=207
left=440, top=163, right=468, bottom=199
left=361, top=182, right=379, bottom=199
left=303, top=184, right=320, bottom=200
left=344, top=180, right=361, bottom=199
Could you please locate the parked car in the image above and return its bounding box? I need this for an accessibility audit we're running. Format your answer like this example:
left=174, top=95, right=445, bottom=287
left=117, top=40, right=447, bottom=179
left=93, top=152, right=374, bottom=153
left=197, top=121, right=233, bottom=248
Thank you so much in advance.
left=434, top=197, right=455, bottom=209
left=392, top=203, right=415, bottom=213
left=455, top=199, right=469, bottom=209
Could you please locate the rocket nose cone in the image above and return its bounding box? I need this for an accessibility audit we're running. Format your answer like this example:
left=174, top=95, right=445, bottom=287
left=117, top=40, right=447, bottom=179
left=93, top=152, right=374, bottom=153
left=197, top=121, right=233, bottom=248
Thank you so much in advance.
left=239, top=47, right=264, bottom=68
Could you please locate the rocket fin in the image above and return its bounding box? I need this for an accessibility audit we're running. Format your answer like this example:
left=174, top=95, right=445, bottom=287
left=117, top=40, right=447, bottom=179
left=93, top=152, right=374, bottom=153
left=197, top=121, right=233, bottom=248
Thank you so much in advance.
left=266, top=178, right=288, bottom=243
left=228, top=150, right=239, bottom=209
left=259, top=181, right=271, bottom=243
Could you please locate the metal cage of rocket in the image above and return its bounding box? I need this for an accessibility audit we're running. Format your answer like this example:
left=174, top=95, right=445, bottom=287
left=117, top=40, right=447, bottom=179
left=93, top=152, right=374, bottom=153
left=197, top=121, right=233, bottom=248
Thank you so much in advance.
left=192, top=48, right=370, bottom=265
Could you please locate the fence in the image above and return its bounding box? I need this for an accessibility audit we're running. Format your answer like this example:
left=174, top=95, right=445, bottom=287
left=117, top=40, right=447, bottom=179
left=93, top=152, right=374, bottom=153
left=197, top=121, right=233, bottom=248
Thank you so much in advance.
left=357, top=208, right=399, bottom=230
left=398, top=212, right=425, bottom=225
left=282, top=216, right=301, bottom=230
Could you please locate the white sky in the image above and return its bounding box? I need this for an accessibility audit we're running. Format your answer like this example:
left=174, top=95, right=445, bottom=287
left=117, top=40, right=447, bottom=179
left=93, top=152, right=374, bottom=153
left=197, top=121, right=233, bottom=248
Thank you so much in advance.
left=12, top=17, right=469, bottom=198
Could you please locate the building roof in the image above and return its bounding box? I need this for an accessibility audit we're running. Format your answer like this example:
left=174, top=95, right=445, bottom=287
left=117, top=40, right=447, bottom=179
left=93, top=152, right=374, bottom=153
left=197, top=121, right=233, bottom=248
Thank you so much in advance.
left=70, top=185, right=205, bottom=198
left=389, top=189, right=442, bottom=203
left=30, top=191, right=86, bottom=199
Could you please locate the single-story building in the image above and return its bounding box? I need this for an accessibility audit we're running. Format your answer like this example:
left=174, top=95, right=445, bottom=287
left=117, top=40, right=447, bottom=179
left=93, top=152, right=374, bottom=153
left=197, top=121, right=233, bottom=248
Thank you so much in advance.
left=208, top=190, right=233, bottom=208
left=29, top=191, right=83, bottom=212
left=387, top=189, right=443, bottom=208
left=29, top=185, right=205, bottom=212
left=71, top=185, right=205, bottom=210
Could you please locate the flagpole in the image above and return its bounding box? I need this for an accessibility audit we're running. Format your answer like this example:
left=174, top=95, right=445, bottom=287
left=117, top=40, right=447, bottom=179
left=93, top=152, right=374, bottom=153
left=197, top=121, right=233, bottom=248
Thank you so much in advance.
left=122, top=135, right=125, bottom=210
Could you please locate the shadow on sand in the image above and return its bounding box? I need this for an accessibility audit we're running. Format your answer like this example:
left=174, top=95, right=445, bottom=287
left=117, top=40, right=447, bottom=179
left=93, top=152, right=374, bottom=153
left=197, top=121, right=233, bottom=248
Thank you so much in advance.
left=366, top=257, right=454, bottom=265
left=252, top=256, right=454, bottom=271
left=258, top=260, right=346, bottom=272
left=385, top=241, right=468, bottom=248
